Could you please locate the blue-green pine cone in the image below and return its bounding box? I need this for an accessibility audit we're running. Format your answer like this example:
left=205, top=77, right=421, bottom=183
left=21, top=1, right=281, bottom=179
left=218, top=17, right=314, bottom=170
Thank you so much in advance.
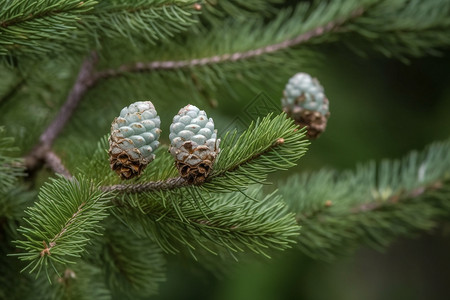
left=169, top=104, right=220, bottom=184
left=281, top=72, right=330, bottom=139
left=109, top=101, right=161, bottom=179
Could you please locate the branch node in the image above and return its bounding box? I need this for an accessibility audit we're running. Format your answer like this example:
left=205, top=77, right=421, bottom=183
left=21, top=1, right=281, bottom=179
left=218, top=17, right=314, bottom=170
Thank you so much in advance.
left=40, top=241, right=51, bottom=257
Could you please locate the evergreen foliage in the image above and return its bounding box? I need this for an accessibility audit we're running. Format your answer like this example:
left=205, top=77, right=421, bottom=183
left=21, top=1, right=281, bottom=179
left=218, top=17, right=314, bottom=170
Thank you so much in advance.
left=0, top=0, right=200, bottom=59
left=281, top=139, right=450, bottom=260
left=0, top=0, right=449, bottom=298
left=13, top=175, right=112, bottom=279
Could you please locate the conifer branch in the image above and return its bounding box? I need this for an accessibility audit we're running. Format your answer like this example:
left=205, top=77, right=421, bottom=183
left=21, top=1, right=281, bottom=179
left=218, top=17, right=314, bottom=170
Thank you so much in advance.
left=281, top=138, right=450, bottom=259
left=350, top=180, right=443, bottom=214
left=39, top=51, right=98, bottom=147
left=0, top=1, right=200, bottom=57
left=13, top=175, right=112, bottom=277
left=24, top=51, right=98, bottom=173
left=101, top=134, right=288, bottom=193
left=0, top=1, right=94, bottom=29
left=102, top=176, right=188, bottom=193
left=93, top=9, right=363, bottom=80
left=20, top=3, right=359, bottom=177
left=116, top=187, right=300, bottom=257
left=215, top=137, right=285, bottom=175
left=40, top=202, right=85, bottom=257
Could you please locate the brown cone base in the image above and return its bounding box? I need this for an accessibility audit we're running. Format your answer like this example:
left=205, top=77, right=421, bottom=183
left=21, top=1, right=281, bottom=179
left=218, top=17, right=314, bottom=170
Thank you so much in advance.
left=294, top=110, right=329, bottom=139
left=176, top=160, right=213, bottom=184
left=109, top=152, right=148, bottom=180
left=172, top=141, right=218, bottom=184
left=284, top=108, right=329, bottom=139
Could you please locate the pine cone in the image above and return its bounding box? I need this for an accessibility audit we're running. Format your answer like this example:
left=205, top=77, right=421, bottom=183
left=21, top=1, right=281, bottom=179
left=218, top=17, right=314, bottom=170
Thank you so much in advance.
left=169, top=104, right=220, bottom=184
left=109, top=101, right=161, bottom=180
left=281, top=72, right=330, bottom=139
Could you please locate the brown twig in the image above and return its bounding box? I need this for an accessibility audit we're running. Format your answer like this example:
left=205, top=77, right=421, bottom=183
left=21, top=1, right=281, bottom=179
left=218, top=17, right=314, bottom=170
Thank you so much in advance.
left=102, top=176, right=188, bottom=193
left=45, top=150, right=73, bottom=179
left=92, top=9, right=364, bottom=80
left=39, top=51, right=98, bottom=146
left=94, top=25, right=331, bottom=78
left=25, top=51, right=99, bottom=177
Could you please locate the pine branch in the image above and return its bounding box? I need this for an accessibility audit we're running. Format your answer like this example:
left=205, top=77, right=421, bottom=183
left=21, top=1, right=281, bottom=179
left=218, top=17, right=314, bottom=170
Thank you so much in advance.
left=100, top=114, right=304, bottom=193
left=88, top=0, right=450, bottom=104
left=94, top=113, right=308, bottom=200
left=114, top=186, right=300, bottom=258
left=102, top=176, right=188, bottom=193
left=67, top=113, right=307, bottom=258
left=93, top=8, right=362, bottom=80
left=0, top=1, right=95, bottom=28
left=349, top=181, right=443, bottom=214
left=83, top=1, right=366, bottom=107
left=13, top=110, right=307, bottom=278
left=0, top=0, right=96, bottom=57
left=280, top=138, right=450, bottom=260
left=12, top=175, right=112, bottom=279
left=0, top=0, right=200, bottom=59
left=343, top=0, right=450, bottom=59
left=39, top=52, right=98, bottom=146
left=81, top=0, right=200, bottom=44
left=99, top=134, right=283, bottom=193
left=44, top=150, right=72, bottom=179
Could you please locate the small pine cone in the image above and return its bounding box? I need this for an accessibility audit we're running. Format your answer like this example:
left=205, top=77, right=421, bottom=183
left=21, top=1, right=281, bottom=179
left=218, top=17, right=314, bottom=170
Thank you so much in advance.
left=169, top=104, right=220, bottom=184
left=281, top=72, right=330, bottom=139
left=109, top=101, right=161, bottom=180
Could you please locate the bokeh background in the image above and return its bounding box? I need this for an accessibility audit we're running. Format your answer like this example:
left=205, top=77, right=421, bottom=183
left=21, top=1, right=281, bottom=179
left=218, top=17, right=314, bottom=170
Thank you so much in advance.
left=152, top=48, right=450, bottom=300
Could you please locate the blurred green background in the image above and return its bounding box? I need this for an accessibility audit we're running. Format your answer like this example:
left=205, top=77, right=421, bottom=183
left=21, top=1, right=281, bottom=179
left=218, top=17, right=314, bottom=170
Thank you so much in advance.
left=153, top=47, right=450, bottom=300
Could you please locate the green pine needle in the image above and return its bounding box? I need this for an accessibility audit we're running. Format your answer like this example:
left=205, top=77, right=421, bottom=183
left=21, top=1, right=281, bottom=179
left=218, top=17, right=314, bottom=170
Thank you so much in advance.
left=12, top=175, right=113, bottom=280
left=0, top=0, right=200, bottom=59
left=280, top=138, right=450, bottom=260
left=204, top=113, right=309, bottom=191
left=115, top=186, right=300, bottom=258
